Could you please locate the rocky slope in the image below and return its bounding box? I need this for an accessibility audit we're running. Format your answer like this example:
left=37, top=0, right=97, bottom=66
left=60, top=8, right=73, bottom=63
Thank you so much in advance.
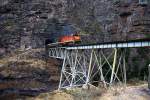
left=0, top=48, right=61, bottom=98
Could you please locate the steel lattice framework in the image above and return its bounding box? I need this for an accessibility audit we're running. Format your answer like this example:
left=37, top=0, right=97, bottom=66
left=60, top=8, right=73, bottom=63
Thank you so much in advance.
left=48, top=40, right=150, bottom=89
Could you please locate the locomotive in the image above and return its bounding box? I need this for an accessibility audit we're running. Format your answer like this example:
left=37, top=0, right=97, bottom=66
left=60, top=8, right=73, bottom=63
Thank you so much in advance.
left=59, top=34, right=81, bottom=44
left=45, top=33, right=81, bottom=47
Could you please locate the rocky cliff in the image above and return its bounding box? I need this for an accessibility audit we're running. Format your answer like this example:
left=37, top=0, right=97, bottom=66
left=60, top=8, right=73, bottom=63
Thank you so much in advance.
left=0, top=0, right=150, bottom=54
left=0, top=0, right=68, bottom=55
left=66, top=0, right=150, bottom=42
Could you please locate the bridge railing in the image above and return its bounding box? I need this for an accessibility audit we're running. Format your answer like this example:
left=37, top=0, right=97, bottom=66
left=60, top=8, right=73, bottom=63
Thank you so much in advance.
left=49, top=47, right=66, bottom=59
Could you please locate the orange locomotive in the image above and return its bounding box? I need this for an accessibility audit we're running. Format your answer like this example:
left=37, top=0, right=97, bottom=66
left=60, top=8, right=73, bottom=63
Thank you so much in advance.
left=47, top=34, right=81, bottom=47
left=59, top=34, right=81, bottom=44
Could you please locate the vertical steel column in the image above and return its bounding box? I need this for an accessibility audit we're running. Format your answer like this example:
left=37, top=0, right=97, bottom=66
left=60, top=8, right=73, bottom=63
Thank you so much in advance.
left=94, top=49, right=106, bottom=88
left=86, top=49, right=94, bottom=85
left=70, top=50, right=78, bottom=87
left=110, top=48, right=117, bottom=84
left=58, top=50, right=67, bottom=89
left=122, top=49, right=126, bottom=85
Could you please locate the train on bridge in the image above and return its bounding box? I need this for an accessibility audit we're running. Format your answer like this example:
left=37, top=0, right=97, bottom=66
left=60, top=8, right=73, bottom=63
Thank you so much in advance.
left=45, top=30, right=150, bottom=48
left=45, top=33, right=81, bottom=47
left=59, top=34, right=81, bottom=44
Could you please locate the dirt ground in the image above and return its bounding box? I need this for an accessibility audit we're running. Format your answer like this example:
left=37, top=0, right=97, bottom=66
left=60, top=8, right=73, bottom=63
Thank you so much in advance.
left=100, top=84, right=150, bottom=100
left=27, top=84, right=150, bottom=100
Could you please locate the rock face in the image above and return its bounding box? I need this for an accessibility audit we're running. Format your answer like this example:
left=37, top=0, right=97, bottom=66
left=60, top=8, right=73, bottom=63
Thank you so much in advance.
left=0, top=0, right=150, bottom=52
left=66, top=0, right=150, bottom=42
left=0, top=0, right=68, bottom=55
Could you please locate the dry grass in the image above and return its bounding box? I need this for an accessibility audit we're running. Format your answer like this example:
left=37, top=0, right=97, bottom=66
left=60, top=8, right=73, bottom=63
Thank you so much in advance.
left=99, top=84, right=150, bottom=100
left=60, top=85, right=106, bottom=100
left=27, top=84, right=150, bottom=100
left=28, top=91, right=74, bottom=100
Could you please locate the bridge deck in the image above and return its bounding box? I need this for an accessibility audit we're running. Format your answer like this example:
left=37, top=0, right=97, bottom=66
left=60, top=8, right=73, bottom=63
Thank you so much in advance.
left=49, top=38, right=150, bottom=50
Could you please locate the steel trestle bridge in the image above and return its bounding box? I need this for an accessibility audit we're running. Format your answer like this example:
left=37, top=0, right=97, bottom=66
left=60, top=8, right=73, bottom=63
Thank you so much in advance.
left=48, top=39, right=150, bottom=89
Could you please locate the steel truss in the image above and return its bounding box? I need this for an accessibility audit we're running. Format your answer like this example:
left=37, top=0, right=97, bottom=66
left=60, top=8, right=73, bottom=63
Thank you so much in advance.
left=49, top=48, right=66, bottom=59
left=58, top=48, right=126, bottom=89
